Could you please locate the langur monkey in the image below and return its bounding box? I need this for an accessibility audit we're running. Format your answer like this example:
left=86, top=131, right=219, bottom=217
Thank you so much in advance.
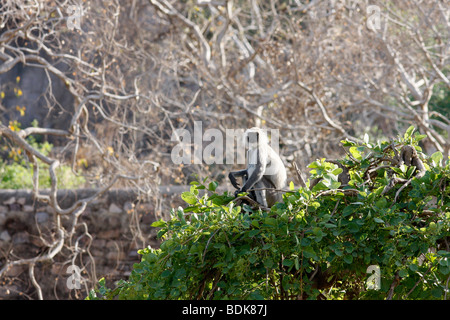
left=229, top=127, right=287, bottom=207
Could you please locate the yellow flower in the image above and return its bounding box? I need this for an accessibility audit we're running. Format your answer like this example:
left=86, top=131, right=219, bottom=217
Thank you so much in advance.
left=8, top=120, right=20, bottom=132
left=77, top=158, right=88, bottom=168
left=16, top=106, right=26, bottom=116
left=106, top=146, right=114, bottom=155
left=14, top=88, right=23, bottom=97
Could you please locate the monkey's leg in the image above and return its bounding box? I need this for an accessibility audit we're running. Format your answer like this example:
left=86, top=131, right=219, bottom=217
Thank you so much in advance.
left=260, top=177, right=280, bottom=207
left=241, top=171, right=257, bottom=201
left=254, top=181, right=268, bottom=207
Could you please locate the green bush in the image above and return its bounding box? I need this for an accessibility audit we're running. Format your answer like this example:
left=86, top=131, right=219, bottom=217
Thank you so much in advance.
left=0, top=133, right=85, bottom=189
left=89, top=127, right=450, bottom=300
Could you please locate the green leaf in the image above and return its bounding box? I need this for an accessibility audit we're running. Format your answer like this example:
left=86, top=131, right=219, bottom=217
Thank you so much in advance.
left=341, top=139, right=356, bottom=147
left=208, top=181, right=218, bottom=191
left=344, top=255, right=353, bottom=264
left=248, top=255, right=257, bottom=264
left=161, top=270, right=171, bottom=278
left=183, top=205, right=199, bottom=213
left=399, top=269, right=408, bottom=278
left=301, top=238, right=311, bottom=247
left=348, top=222, right=360, bottom=233
left=430, top=151, right=443, bottom=166
left=294, top=258, right=300, bottom=270
left=311, top=181, right=328, bottom=192
left=282, top=259, right=294, bottom=268
left=213, top=262, right=225, bottom=268
left=264, top=217, right=277, bottom=226
left=439, top=258, right=449, bottom=267
left=151, top=220, right=167, bottom=228
left=391, top=166, right=404, bottom=175
left=248, top=229, right=260, bottom=237
left=373, top=218, right=384, bottom=224
left=431, top=288, right=443, bottom=299
left=332, top=167, right=343, bottom=175
left=349, top=146, right=363, bottom=161
left=343, top=205, right=355, bottom=217
left=409, top=264, right=419, bottom=272
left=330, top=180, right=341, bottom=189
left=308, top=161, right=320, bottom=169
left=251, top=220, right=260, bottom=228
left=303, top=247, right=317, bottom=259
left=439, top=265, right=450, bottom=275
left=181, top=191, right=197, bottom=205
left=264, top=258, right=274, bottom=268
left=249, top=291, right=265, bottom=300
left=375, top=197, right=387, bottom=209
left=404, top=125, right=415, bottom=139
left=414, top=133, right=427, bottom=142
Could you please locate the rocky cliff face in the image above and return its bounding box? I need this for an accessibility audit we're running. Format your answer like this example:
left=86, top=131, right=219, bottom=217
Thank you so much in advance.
left=0, top=62, right=74, bottom=133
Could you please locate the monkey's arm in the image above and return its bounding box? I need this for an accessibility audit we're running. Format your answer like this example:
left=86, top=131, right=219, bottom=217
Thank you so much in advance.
left=239, top=149, right=266, bottom=194
left=228, top=169, right=247, bottom=189
left=235, top=166, right=265, bottom=198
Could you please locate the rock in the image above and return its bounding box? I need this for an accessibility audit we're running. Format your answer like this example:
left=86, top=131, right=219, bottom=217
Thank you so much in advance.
left=3, top=197, right=16, bottom=205
left=0, top=230, right=11, bottom=242
left=107, top=216, right=121, bottom=228
left=0, top=212, right=6, bottom=226
left=12, top=232, right=29, bottom=244
left=128, top=250, right=139, bottom=259
left=92, top=239, right=107, bottom=248
left=36, top=212, right=49, bottom=224
left=106, top=251, right=126, bottom=261
left=108, top=203, right=122, bottom=214
left=23, top=205, right=35, bottom=213
left=98, top=229, right=121, bottom=239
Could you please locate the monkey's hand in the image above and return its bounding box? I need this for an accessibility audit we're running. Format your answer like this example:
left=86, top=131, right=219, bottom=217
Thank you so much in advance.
left=229, top=173, right=241, bottom=189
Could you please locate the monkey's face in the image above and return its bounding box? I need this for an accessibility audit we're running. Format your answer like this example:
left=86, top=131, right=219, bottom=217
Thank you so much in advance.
left=245, top=131, right=259, bottom=149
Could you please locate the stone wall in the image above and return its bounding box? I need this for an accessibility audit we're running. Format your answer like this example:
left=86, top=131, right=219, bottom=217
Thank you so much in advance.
left=0, top=187, right=187, bottom=300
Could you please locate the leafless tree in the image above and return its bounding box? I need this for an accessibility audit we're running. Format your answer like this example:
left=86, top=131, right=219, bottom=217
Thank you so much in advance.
left=0, top=0, right=448, bottom=299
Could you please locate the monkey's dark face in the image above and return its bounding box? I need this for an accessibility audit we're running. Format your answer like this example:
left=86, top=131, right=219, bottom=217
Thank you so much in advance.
left=245, top=131, right=259, bottom=149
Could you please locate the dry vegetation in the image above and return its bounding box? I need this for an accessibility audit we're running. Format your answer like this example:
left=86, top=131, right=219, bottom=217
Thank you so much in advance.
left=0, top=0, right=448, bottom=299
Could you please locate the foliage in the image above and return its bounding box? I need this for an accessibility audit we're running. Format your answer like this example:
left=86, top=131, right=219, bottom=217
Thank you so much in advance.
left=89, top=127, right=450, bottom=300
left=0, top=122, right=85, bottom=189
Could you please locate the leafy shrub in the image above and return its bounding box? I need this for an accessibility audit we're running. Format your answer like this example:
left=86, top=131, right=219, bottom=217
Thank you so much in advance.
left=89, top=127, right=450, bottom=300
left=0, top=126, right=85, bottom=189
